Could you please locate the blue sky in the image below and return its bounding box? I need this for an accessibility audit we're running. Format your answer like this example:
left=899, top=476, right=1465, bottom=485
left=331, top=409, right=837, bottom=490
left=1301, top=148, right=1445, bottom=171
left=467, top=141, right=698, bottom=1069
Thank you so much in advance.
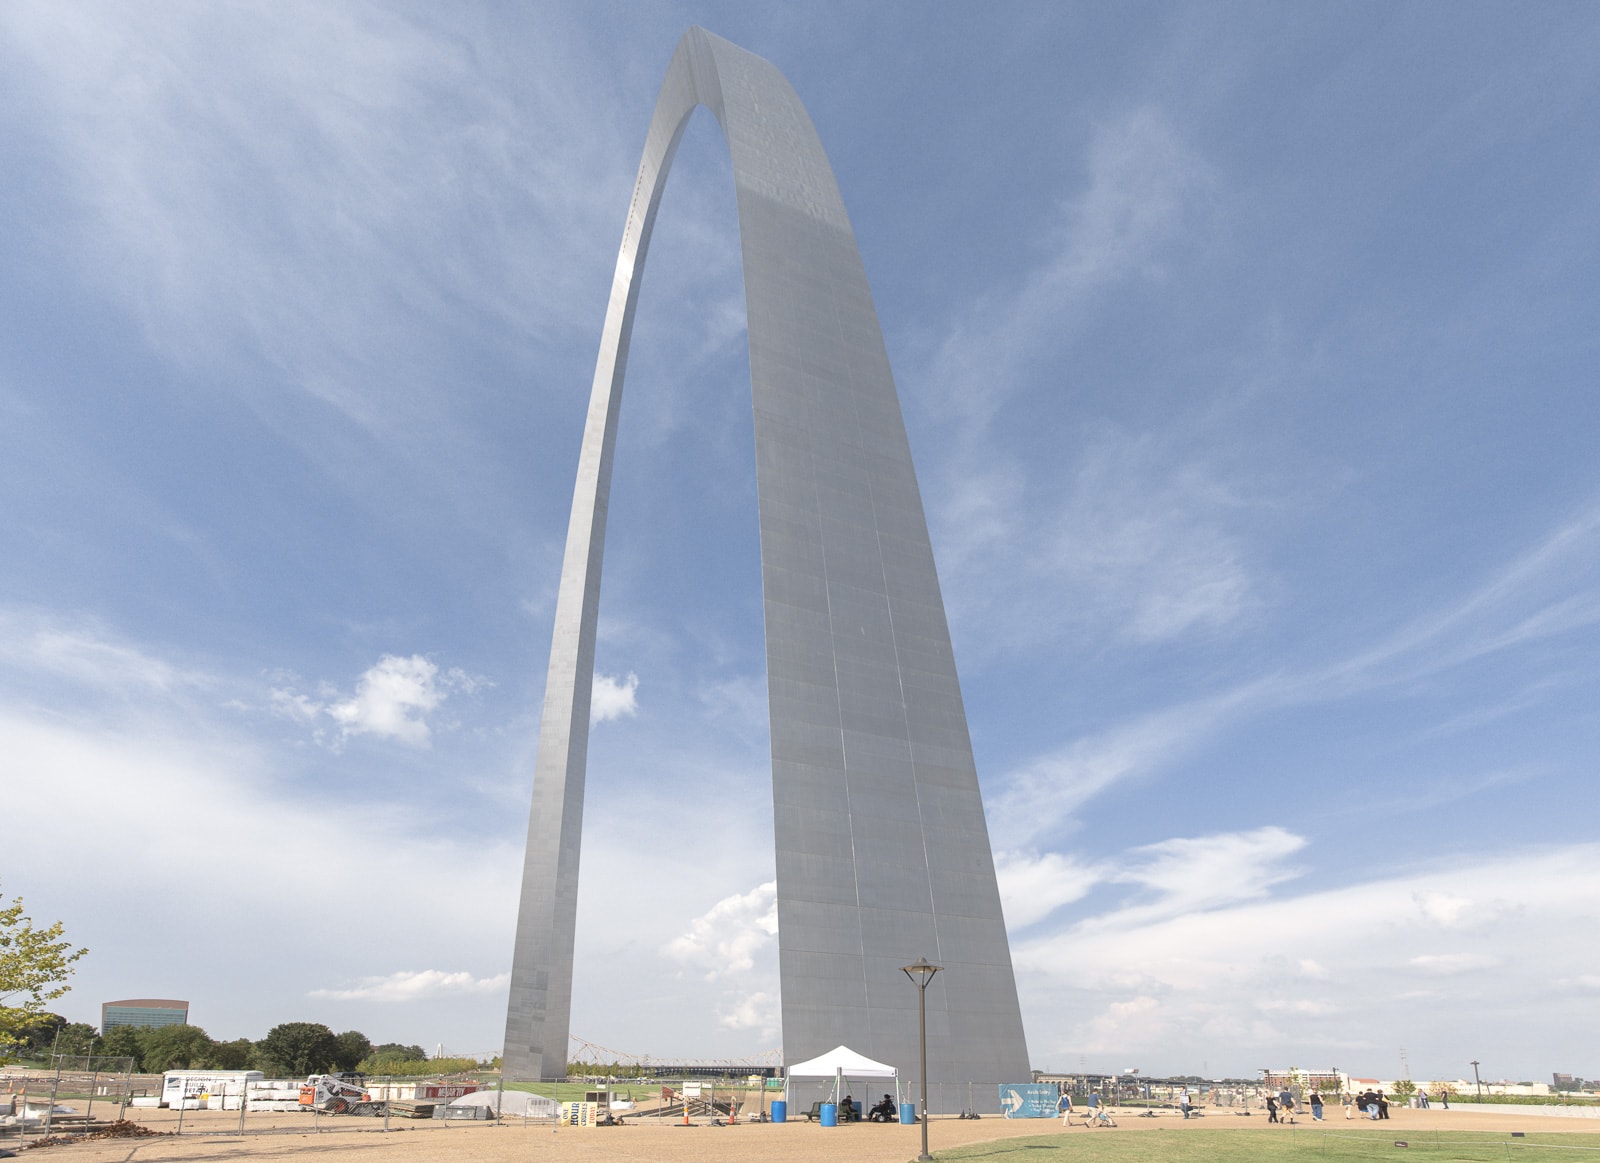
left=3, top=2, right=1598, bottom=1083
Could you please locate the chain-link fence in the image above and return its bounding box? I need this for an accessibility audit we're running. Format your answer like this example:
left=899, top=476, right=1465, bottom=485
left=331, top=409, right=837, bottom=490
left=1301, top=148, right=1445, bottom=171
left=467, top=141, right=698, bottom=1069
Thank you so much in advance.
left=3, top=1066, right=569, bottom=1145
left=1, top=1054, right=141, bottom=1147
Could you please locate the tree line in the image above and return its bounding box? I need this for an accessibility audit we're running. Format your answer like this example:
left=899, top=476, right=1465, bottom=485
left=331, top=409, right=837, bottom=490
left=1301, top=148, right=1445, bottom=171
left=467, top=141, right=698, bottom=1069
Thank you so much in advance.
left=7, top=1015, right=455, bottom=1077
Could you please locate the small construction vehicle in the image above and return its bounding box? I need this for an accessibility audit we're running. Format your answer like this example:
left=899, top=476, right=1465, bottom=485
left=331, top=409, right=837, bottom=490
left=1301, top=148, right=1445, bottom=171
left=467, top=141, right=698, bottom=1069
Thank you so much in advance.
left=299, top=1074, right=386, bottom=1116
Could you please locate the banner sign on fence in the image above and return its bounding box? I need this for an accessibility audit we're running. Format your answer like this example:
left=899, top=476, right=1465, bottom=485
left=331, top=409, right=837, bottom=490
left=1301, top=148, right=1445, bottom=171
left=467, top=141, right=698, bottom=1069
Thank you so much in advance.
left=560, top=1101, right=599, bottom=1127
left=999, top=1083, right=1059, bottom=1119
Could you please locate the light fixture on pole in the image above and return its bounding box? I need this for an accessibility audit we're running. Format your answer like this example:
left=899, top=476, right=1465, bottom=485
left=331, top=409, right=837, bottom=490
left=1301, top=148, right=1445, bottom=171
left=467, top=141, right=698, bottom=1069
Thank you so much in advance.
left=901, top=957, right=942, bottom=1163
left=1471, top=1060, right=1482, bottom=1099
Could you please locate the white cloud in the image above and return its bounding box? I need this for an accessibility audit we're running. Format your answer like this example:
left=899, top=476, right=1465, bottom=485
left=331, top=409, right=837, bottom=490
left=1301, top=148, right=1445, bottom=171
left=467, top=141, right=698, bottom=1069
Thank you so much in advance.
left=1079, top=995, right=1165, bottom=1053
left=663, top=881, right=778, bottom=980
left=718, top=991, right=779, bottom=1040
left=591, top=671, right=639, bottom=723
left=1407, top=953, right=1499, bottom=975
left=1257, top=997, right=1338, bottom=1016
left=272, top=653, right=481, bottom=747
left=995, top=850, right=1102, bottom=929
left=310, top=969, right=509, bottom=1002
left=1013, top=839, right=1600, bottom=1074
left=327, top=655, right=445, bottom=746
left=1413, top=891, right=1475, bottom=927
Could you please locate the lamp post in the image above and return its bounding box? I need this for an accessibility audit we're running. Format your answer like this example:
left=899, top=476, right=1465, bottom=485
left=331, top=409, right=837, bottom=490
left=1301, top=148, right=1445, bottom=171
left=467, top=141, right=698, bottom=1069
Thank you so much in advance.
left=1471, top=1060, right=1482, bottom=1099
left=901, top=957, right=942, bottom=1163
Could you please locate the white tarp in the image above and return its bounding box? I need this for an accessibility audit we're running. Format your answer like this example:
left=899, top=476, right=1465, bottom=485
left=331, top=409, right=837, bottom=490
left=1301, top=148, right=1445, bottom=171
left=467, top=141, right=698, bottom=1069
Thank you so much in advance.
left=786, top=1045, right=898, bottom=1079
left=448, top=1089, right=557, bottom=1118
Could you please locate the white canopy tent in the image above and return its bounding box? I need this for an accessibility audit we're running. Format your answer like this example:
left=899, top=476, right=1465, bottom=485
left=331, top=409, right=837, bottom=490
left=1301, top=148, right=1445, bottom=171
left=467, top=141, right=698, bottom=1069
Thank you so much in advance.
left=785, top=1045, right=901, bottom=1112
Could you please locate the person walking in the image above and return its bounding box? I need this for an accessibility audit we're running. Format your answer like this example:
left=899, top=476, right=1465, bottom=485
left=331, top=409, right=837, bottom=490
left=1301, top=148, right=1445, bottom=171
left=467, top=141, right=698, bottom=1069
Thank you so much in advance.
left=1344, top=1092, right=1354, bottom=1119
left=1058, top=1089, right=1072, bottom=1126
left=1311, top=1092, right=1324, bottom=1121
left=1266, top=1094, right=1279, bottom=1124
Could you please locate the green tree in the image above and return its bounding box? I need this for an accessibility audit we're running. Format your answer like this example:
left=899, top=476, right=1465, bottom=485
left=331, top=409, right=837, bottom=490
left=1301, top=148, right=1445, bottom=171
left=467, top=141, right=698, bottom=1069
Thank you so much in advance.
left=356, top=1054, right=481, bottom=1076
left=141, top=1024, right=215, bottom=1071
left=0, top=884, right=88, bottom=1052
left=8, top=1012, right=65, bottom=1056
left=369, top=1042, right=427, bottom=1061
left=1392, top=1079, right=1417, bottom=1098
left=48, top=1021, right=99, bottom=1057
left=98, top=1025, right=147, bottom=1070
left=207, top=1037, right=255, bottom=1070
left=257, top=1022, right=337, bottom=1077
left=331, top=1030, right=371, bottom=1072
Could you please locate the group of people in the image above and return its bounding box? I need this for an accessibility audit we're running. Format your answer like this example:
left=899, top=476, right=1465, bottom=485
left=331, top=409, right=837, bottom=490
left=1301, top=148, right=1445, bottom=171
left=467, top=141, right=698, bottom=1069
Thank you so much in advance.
left=1352, top=1089, right=1391, bottom=1119
left=1041, top=1082, right=1450, bottom=1128
left=1268, top=1087, right=1331, bottom=1122
left=1266, top=1087, right=1400, bottom=1123
left=832, top=1093, right=899, bottom=1123
left=1055, top=1090, right=1113, bottom=1126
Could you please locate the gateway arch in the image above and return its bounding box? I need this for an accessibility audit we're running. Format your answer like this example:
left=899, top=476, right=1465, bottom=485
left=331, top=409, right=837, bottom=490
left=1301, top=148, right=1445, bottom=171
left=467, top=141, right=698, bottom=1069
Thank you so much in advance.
left=505, top=27, right=1031, bottom=1097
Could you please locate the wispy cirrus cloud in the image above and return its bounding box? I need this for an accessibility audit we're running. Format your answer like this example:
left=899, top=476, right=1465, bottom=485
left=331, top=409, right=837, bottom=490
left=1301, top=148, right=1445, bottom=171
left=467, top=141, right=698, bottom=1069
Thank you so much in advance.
left=987, top=677, right=1280, bottom=847
left=922, top=106, right=1215, bottom=425
left=1314, top=495, right=1600, bottom=695
left=0, top=608, right=200, bottom=697
left=904, top=108, right=1259, bottom=657
left=988, top=494, right=1600, bottom=837
left=0, top=1, right=624, bottom=435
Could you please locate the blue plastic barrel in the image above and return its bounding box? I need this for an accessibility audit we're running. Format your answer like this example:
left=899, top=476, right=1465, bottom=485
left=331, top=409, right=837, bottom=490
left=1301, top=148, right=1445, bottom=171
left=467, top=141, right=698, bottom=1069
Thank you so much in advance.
left=820, top=1102, right=837, bottom=1127
left=899, top=1102, right=917, bottom=1125
left=771, top=1100, right=787, bottom=1123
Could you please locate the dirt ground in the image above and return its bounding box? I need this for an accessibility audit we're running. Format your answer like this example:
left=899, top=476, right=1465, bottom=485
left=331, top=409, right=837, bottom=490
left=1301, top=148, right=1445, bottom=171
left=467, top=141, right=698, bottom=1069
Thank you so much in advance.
left=16, top=1104, right=1600, bottom=1163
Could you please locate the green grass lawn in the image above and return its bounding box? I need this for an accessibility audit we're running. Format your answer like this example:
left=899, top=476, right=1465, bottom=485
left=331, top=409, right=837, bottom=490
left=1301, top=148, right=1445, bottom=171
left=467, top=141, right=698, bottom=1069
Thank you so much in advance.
left=938, top=1128, right=1600, bottom=1162
left=499, top=1079, right=762, bottom=1103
